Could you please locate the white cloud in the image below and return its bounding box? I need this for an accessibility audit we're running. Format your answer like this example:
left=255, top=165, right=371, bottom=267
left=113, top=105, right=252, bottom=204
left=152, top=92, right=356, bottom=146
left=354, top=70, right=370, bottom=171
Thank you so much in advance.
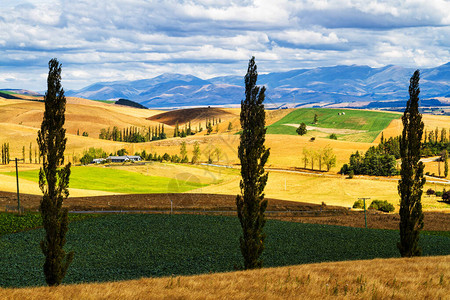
left=272, top=30, right=347, bottom=45
left=0, top=0, right=448, bottom=91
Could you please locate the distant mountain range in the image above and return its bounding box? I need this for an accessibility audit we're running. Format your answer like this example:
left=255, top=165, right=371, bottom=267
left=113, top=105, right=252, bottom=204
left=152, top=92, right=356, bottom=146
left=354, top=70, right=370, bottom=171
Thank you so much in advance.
left=66, top=63, right=450, bottom=108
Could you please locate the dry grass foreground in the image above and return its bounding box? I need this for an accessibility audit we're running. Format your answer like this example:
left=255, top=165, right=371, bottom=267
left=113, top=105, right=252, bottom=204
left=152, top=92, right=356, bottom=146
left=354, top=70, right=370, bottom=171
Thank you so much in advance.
left=1, top=256, right=448, bottom=299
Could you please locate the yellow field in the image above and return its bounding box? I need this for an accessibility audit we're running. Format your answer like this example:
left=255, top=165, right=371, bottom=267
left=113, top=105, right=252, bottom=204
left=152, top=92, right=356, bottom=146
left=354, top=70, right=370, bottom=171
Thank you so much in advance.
left=3, top=162, right=447, bottom=211
left=1, top=255, right=448, bottom=299
left=375, top=113, right=450, bottom=142
left=0, top=97, right=448, bottom=210
left=125, top=133, right=374, bottom=173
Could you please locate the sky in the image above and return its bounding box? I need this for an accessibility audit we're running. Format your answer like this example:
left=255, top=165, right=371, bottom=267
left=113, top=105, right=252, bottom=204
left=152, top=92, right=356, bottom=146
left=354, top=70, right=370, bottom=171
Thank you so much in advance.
left=0, top=0, right=449, bottom=91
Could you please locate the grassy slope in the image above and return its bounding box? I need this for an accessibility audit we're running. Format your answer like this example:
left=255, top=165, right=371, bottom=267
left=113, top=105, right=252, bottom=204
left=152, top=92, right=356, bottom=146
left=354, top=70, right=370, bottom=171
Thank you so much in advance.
left=2, top=166, right=207, bottom=194
left=267, top=108, right=400, bottom=142
left=2, top=256, right=448, bottom=299
left=0, top=214, right=448, bottom=288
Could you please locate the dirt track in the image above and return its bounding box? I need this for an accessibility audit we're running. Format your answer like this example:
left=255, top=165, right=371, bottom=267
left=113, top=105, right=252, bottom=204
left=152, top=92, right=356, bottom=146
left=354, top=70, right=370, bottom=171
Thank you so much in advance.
left=1, top=191, right=448, bottom=231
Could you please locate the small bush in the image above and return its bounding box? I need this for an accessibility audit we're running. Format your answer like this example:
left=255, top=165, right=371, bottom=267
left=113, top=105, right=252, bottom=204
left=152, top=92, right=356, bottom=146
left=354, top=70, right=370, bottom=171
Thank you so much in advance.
left=352, top=199, right=364, bottom=209
left=369, top=200, right=395, bottom=213
left=442, top=190, right=450, bottom=203
left=426, top=188, right=435, bottom=195
left=348, top=170, right=354, bottom=179
left=340, top=164, right=349, bottom=175
left=436, top=191, right=443, bottom=197
left=329, top=133, right=337, bottom=140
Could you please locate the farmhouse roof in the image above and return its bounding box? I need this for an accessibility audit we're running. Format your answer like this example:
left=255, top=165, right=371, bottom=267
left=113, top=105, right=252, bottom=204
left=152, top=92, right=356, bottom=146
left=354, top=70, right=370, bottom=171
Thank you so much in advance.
left=106, top=155, right=141, bottom=160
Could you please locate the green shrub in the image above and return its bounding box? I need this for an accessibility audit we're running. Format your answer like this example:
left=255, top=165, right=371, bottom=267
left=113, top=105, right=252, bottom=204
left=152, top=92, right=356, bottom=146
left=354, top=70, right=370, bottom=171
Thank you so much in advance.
left=352, top=199, right=365, bottom=209
left=348, top=170, right=354, bottom=179
left=426, top=188, right=435, bottom=195
left=442, top=190, right=450, bottom=203
left=369, top=200, right=395, bottom=212
left=329, top=133, right=337, bottom=140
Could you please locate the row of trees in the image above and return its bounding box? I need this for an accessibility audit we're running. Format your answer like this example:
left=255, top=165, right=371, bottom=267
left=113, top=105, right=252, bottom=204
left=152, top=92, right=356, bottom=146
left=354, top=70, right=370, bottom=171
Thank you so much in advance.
left=379, top=130, right=450, bottom=159
left=1, top=142, right=42, bottom=164
left=130, top=141, right=221, bottom=165
left=99, top=125, right=167, bottom=142
left=423, top=127, right=449, bottom=144
left=301, top=146, right=336, bottom=171
left=1, top=143, right=10, bottom=164
left=173, top=121, right=196, bottom=138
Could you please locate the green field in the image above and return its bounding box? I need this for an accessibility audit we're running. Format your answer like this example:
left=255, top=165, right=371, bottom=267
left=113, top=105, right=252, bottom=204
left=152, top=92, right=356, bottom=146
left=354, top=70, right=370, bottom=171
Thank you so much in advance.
left=267, top=108, right=400, bottom=142
left=0, top=90, right=16, bottom=95
left=0, top=214, right=449, bottom=287
left=3, top=166, right=207, bottom=194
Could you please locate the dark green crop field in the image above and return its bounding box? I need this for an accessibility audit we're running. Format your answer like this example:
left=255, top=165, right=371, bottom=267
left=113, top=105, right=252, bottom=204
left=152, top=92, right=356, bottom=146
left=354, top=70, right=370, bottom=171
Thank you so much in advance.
left=267, top=108, right=400, bottom=142
left=0, top=214, right=449, bottom=288
left=0, top=212, right=95, bottom=236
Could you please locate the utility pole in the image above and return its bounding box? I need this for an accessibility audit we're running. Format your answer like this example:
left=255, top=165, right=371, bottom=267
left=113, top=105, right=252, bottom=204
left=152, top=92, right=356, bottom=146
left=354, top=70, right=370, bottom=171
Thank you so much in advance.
left=358, top=197, right=370, bottom=229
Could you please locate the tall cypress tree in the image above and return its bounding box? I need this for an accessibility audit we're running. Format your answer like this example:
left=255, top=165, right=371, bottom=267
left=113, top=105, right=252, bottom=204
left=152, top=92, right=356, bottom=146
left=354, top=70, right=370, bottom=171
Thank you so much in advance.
left=236, top=57, right=270, bottom=269
left=37, top=58, right=74, bottom=286
left=444, top=150, right=448, bottom=178
left=397, top=70, right=425, bottom=257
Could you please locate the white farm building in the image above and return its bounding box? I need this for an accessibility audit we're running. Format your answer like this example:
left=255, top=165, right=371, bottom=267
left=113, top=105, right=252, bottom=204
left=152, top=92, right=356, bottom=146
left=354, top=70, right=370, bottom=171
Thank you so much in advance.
left=106, top=155, right=142, bottom=163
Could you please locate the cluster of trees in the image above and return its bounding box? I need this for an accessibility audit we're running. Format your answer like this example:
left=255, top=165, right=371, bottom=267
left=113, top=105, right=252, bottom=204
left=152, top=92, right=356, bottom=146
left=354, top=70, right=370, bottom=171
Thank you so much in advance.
left=301, top=146, right=336, bottom=171
left=1, top=142, right=41, bottom=164
left=340, top=134, right=401, bottom=177
left=340, top=147, right=398, bottom=177
left=205, top=117, right=221, bottom=135
left=80, top=147, right=108, bottom=165
left=173, top=118, right=222, bottom=137
left=99, top=125, right=167, bottom=143
left=76, top=129, right=89, bottom=137
left=133, top=141, right=205, bottom=164
left=423, top=127, right=448, bottom=144
left=427, top=188, right=450, bottom=202
left=1, top=143, right=10, bottom=164
left=378, top=130, right=450, bottom=160
left=352, top=199, right=395, bottom=212
left=421, top=128, right=450, bottom=157
left=173, top=121, right=196, bottom=138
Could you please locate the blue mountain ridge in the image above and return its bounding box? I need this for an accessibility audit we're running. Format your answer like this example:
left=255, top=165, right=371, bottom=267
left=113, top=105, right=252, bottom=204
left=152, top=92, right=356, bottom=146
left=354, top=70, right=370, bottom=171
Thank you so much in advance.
left=66, top=63, right=450, bottom=108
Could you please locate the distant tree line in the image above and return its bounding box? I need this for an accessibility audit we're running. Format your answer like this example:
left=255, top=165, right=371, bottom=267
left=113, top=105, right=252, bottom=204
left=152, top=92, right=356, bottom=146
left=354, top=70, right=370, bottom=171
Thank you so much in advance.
left=341, top=130, right=450, bottom=177
left=1, top=142, right=41, bottom=164
left=421, top=127, right=450, bottom=157
left=99, top=125, right=167, bottom=142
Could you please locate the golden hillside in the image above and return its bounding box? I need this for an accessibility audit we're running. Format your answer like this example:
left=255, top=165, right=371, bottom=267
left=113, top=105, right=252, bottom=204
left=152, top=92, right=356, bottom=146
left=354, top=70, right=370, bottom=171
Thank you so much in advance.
left=1, top=255, right=448, bottom=299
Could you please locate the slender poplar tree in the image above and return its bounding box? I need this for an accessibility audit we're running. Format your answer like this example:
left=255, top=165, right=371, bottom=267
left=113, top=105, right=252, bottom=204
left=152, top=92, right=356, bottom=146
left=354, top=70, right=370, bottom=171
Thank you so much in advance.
left=37, top=58, right=74, bottom=286
left=397, top=70, right=425, bottom=257
left=444, top=150, right=448, bottom=178
left=236, top=57, right=270, bottom=269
